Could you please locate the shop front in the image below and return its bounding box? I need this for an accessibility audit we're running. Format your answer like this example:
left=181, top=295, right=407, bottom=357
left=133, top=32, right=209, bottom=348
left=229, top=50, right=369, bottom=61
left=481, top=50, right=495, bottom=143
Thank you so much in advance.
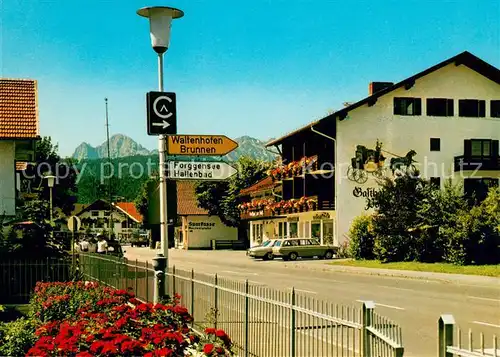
left=248, top=211, right=336, bottom=246
left=283, top=211, right=336, bottom=245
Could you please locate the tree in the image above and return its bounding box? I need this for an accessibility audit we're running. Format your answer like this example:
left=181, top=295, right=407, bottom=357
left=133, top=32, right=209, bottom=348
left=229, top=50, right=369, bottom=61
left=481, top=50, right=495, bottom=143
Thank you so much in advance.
left=134, top=175, right=160, bottom=228
left=18, top=137, right=78, bottom=217
left=195, top=156, right=270, bottom=227
left=443, top=187, right=500, bottom=265
left=366, top=171, right=429, bottom=262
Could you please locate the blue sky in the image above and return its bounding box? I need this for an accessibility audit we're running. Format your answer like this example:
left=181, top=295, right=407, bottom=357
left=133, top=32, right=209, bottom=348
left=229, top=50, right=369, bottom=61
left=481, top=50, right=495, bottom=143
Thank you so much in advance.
left=2, top=0, right=499, bottom=157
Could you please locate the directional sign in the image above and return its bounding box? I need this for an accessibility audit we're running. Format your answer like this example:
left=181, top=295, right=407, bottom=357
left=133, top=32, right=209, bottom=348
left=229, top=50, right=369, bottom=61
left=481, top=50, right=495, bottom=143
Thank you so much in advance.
left=67, top=216, right=81, bottom=232
left=147, top=91, right=177, bottom=135
left=167, top=135, right=238, bottom=156
left=165, top=161, right=237, bottom=181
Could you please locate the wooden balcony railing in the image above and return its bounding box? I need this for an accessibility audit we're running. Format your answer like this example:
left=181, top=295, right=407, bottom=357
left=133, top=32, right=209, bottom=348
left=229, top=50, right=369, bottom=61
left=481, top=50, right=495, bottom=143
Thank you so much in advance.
left=454, top=156, right=500, bottom=171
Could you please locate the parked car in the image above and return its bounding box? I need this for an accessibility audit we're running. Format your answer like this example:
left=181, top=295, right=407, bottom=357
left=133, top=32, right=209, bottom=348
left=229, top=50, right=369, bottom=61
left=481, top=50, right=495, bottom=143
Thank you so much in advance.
left=272, top=238, right=337, bottom=261
left=130, top=233, right=149, bottom=247
left=246, top=239, right=277, bottom=260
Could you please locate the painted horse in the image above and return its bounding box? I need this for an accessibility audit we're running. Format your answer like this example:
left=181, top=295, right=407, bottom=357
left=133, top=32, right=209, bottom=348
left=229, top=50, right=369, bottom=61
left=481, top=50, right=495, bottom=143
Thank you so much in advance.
left=390, top=150, right=417, bottom=174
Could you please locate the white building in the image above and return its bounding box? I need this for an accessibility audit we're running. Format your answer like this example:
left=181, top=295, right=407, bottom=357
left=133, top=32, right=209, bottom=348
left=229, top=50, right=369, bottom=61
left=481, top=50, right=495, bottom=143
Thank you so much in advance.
left=265, top=51, right=500, bottom=246
left=175, top=181, right=237, bottom=249
left=0, top=79, right=39, bottom=217
left=74, top=199, right=143, bottom=240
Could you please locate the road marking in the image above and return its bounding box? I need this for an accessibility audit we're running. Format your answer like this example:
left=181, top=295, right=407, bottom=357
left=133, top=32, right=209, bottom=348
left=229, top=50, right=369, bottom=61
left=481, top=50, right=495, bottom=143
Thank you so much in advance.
left=221, top=270, right=258, bottom=276
left=473, top=321, right=500, bottom=329
left=248, top=280, right=266, bottom=285
left=379, top=285, right=415, bottom=292
left=468, top=296, right=500, bottom=303
left=293, top=288, right=317, bottom=294
left=356, top=300, right=405, bottom=311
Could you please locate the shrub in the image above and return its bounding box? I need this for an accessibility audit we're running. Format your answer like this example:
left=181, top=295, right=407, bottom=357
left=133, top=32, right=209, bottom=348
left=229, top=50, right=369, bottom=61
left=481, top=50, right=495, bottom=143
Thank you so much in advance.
left=0, top=317, right=37, bottom=356
left=443, top=188, right=500, bottom=265
left=348, top=215, right=375, bottom=260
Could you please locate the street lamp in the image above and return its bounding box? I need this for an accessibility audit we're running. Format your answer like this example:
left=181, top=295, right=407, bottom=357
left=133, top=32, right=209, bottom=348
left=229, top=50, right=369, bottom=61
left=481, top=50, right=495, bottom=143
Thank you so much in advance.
left=137, top=6, right=184, bottom=287
left=45, top=174, right=56, bottom=231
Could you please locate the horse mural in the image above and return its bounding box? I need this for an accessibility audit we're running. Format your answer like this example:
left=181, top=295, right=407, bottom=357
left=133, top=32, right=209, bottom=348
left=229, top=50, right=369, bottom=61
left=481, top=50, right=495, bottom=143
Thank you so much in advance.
left=347, top=142, right=387, bottom=184
left=390, top=150, right=417, bottom=174
left=347, top=142, right=417, bottom=184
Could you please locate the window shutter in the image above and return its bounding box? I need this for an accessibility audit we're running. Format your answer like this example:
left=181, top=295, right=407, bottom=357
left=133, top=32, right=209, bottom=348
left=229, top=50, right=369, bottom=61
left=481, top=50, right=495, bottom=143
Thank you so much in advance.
left=492, top=140, right=499, bottom=158
left=447, top=99, right=454, bottom=116
left=479, top=100, right=486, bottom=117
left=415, top=98, right=422, bottom=115
left=464, top=139, right=472, bottom=157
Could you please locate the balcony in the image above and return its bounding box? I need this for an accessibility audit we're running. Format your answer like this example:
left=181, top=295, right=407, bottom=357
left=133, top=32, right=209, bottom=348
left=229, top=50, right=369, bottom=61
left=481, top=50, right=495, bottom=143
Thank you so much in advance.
left=454, top=156, right=500, bottom=172
left=239, top=196, right=334, bottom=220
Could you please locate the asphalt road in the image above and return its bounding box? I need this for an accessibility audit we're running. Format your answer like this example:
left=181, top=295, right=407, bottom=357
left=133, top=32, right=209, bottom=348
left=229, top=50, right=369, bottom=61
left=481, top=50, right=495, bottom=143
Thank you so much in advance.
left=123, top=247, right=500, bottom=357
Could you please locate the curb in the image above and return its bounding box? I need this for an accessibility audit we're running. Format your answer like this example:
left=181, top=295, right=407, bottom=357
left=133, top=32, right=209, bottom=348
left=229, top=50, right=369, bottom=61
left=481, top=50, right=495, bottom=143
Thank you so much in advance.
left=286, top=262, right=500, bottom=286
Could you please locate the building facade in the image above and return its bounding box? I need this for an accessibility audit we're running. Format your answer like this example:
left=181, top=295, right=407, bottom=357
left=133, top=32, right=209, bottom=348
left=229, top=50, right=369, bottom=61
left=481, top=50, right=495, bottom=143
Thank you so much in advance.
left=0, top=79, right=39, bottom=217
left=74, top=199, right=143, bottom=239
left=176, top=181, right=237, bottom=249
left=255, top=51, right=500, bottom=247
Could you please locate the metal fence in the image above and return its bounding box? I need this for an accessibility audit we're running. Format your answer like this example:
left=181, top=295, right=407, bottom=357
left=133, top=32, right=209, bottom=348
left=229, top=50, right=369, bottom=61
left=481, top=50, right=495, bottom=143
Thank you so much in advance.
left=78, top=253, right=404, bottom=357
left=0, top=257, right=72, bottom=304
left=438, top=315, right=499, bottom=357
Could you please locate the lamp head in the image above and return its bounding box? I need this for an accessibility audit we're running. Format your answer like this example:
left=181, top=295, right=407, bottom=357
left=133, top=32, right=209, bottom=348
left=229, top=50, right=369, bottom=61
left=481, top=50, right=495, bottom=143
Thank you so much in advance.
left=137, top=6, right=184, bottom=54
left=45, top=175, right=56, bottom=188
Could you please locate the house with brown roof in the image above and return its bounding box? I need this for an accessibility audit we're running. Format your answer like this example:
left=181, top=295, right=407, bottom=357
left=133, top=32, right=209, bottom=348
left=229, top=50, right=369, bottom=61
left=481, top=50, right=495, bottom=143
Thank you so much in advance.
left=70, top=199, right=144, bottom=240
left=175, top=181, right=237, bottom=249
left=0, top=79, right=39, bottom=216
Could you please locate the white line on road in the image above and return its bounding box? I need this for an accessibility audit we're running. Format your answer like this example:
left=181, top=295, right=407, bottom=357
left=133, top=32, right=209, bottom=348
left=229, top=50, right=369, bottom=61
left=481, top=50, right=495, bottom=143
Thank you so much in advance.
left=468, top=296, right=500, bottom=303
left=221, top=270, right=258, bottom=276
left=473, top=321, right=500, bottom=329
left=292, top=288, right=317, bottom=294
left=356, top=300, right=405, bottom=311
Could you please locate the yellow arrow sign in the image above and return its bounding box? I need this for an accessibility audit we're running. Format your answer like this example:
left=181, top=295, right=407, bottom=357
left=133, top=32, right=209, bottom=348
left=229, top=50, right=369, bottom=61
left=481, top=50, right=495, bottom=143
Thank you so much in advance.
left=167, top=135, right=239, bottom=156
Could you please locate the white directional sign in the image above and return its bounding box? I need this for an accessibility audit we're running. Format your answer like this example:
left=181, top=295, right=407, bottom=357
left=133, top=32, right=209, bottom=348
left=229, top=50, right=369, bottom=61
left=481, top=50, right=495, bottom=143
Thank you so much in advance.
left=165, top=161, right=238, bottom=181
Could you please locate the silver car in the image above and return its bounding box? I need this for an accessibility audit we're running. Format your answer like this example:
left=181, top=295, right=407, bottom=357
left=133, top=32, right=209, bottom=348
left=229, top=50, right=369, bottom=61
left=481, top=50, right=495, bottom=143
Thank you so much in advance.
left=246, top=239, right=277, bottom=260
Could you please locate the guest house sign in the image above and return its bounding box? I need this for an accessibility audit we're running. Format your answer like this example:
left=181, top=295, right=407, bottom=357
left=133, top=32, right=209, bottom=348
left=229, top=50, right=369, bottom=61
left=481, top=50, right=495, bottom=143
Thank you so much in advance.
left=353, top=187, right=379, bottom=198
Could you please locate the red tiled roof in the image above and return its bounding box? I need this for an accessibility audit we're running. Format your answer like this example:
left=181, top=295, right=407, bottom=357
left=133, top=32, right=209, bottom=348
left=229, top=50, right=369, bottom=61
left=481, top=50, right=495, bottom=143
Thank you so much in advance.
left=177, top=181, right=208, bottom=216
left=0, top=79, right=39, bottom=139
left=239, top=176, right=277, bottom=195
left=115, top=202, right=143, bottom=222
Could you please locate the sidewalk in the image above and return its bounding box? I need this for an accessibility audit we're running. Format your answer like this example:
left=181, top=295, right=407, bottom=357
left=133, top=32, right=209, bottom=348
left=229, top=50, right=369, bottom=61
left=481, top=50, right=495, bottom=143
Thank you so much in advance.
left=290, top=260, right=500, bottom=286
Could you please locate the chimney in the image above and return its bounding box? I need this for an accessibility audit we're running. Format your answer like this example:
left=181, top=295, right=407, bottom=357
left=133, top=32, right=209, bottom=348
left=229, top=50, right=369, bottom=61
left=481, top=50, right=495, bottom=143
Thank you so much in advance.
left=369, top=82, right=394, bottom=95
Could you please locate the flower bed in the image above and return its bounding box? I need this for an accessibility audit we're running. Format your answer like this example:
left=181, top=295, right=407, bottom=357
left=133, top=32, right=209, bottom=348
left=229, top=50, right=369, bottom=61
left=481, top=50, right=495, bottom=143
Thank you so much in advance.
left=18, top=281, right=234, bottom=356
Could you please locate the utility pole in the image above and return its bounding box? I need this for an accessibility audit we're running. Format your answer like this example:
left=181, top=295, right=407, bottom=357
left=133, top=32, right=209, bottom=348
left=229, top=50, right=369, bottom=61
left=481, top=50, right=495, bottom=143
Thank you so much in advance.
left=105, top=98, right=113, bottom=240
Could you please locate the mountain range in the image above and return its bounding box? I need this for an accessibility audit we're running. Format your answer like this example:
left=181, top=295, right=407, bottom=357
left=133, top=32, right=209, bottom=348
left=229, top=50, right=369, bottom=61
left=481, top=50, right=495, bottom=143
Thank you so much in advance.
left=72, top=134, right=277, bottom=162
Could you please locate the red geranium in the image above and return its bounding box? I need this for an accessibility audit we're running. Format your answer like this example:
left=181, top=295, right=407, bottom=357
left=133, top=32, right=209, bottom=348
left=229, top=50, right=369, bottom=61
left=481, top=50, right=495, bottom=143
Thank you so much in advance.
left=203, top=343, right=215, bottom=354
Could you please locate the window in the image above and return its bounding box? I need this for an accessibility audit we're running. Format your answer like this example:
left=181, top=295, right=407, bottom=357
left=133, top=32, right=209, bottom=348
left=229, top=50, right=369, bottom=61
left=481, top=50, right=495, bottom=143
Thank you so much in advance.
left=430, top=138, right=441, bottom=151
left=394, top=97, right=422, bottom=116
left=289, top=222, right=298, bottom=238
left=311, top=222, right=321, bottom=239
left=464, top=178, right=499, bottom=202
left=459, top=99, right=486, bottom=117
left=430, top=177, right=441, bottom=188
left=91, top=211, right=99, bottom=217
left=491, top=100, right=500, bottom=118
left=471, top=140, right=491, bottom=157
left=427, top=98, right=454, bottom=116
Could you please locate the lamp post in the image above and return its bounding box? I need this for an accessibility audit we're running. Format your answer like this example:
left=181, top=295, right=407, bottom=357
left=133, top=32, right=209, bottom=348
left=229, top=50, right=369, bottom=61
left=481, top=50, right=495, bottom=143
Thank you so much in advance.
left=45, top=174, right=56, bottom=228
left=137, top=6, right=184, bottom=294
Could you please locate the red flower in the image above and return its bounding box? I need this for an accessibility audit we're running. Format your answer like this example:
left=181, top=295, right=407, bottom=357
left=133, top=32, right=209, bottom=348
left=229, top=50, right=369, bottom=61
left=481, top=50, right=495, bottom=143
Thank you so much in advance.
left=121, top=339, right=143, bottom=353
left=215, top=329, right=226, bottom=338
left=76, top=352, right=93, bottom=357
left=203, top=343, right=215, bottom=355
left=26, top=347, right=49, bottom=357
left=101, top=341, right=118, bottom=354
left=205, top=327, right=216, bottom=335
left=216, top=347, right=225, bottom=354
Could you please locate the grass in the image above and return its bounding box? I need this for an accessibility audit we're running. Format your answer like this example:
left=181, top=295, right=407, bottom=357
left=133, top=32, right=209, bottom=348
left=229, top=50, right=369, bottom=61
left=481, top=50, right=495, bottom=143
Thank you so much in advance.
left=329, top=260, right=500, bottom=277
